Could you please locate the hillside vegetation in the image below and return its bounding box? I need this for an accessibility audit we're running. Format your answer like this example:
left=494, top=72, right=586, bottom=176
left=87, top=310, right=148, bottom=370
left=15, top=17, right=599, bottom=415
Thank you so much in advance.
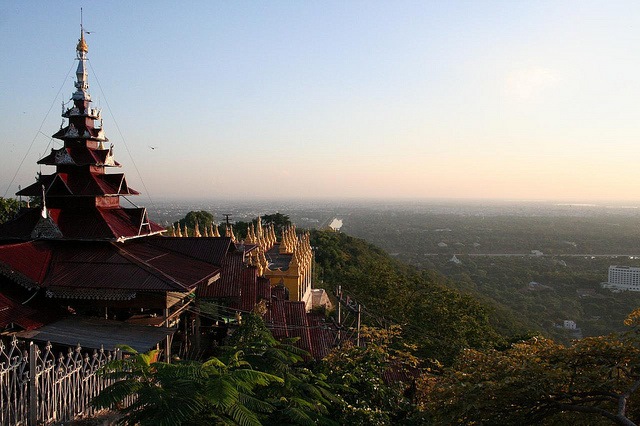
left=310, top=229, right=514, bottom=364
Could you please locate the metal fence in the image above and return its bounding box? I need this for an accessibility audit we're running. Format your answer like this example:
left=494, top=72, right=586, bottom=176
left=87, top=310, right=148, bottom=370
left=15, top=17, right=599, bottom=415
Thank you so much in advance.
left=0, top=336, right=121, bottom=425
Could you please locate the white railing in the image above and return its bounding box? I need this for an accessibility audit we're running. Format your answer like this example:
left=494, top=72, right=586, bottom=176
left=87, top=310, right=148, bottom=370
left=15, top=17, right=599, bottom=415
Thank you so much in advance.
left=0, top=337, right=121, bottom=425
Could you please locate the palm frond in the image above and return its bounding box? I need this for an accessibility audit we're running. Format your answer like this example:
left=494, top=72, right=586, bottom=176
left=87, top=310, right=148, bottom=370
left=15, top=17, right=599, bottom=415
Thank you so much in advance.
left=227, top=402, right=263, bottom=426
left=281, top=406, right=316, bottom=426
left=238, top=392, right=275, bottom=414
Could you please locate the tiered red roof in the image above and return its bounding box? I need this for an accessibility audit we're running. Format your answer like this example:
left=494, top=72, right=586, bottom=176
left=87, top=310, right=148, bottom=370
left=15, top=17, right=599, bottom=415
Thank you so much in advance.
left=0, top=26, right=163, bottom=242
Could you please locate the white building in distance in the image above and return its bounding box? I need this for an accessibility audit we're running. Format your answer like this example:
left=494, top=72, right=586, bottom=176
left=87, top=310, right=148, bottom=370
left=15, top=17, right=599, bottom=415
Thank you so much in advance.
left=602, top=266, right=640, bottom=292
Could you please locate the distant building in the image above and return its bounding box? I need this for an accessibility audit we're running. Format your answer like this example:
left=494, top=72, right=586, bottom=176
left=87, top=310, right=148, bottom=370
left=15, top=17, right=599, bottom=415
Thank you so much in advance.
left=602, top=266, right=640, bottom=292
left=531, top=250, right=544, bottom=257
left=576, top=288, right=596, bottom=297
left=563, top=320, right=577, bottom=330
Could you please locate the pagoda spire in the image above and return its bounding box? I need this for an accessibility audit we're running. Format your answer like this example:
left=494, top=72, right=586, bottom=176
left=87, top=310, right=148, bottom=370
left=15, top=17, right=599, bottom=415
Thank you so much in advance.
left=1, top=16, right=166, bottom=242
left=74, top=16, right=90, bottom=102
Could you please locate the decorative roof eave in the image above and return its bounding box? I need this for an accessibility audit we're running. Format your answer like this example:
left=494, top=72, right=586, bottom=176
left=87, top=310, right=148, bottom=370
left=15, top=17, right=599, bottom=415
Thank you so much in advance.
left=46, top=287, right=137, bottom=301
left=38, top=148, right=77, bottom=166
left=0, top=261, right=40, bottom=290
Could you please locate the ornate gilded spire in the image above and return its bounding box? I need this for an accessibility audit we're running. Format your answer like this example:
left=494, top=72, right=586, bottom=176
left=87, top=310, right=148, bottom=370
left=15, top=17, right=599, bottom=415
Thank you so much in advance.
left=76, top=30, right=88, bottom=54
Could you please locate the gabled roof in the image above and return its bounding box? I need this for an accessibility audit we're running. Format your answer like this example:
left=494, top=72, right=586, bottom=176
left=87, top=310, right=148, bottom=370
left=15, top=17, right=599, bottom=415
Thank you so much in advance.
left=0, top=292, right=47, bottom=330
left=0, top=241, right=52, bottom=284
left=0, top=239, right=225, bottom=299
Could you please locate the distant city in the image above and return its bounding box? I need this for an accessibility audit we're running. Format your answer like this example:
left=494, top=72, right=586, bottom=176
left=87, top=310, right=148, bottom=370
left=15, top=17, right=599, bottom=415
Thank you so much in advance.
left=146, top=198, right=640, bottom=229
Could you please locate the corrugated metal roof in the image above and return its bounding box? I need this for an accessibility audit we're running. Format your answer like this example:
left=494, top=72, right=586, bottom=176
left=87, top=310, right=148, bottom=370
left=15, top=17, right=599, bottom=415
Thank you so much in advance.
left=266, top=300, right=288, bottom=339
left=265, top=300, right=336, bottom=360
left=16, top=316, right=174, bottom=352
left=198, top=251, right=243, bottom=298
left=0, top=293, right=46, bottom=330
left=0, top=239, right=223, bottom=296
left=284, top=302, right=313, bottom=357
left=147, top=237, right=231, bottom=265
left=307, top=313, right=336, bottom=360
left=257, top=276, right=271, bottom=302
left=0, top=241, right=51, bottom=283
left=0, top=206, right=164, bottom=241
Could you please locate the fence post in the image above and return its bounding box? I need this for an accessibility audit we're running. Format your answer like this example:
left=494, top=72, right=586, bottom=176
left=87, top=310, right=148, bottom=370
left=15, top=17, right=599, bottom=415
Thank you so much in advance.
left=28, top=342, right=37, bottom=426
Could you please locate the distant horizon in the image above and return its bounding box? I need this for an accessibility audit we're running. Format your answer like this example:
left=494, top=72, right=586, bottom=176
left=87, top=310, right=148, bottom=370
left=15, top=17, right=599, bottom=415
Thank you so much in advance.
left=148, top=195, right=640, bottom=206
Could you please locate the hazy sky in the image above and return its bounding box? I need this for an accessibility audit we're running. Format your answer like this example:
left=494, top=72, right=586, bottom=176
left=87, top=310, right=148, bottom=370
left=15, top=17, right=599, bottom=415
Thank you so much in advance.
left=2, top=1, right=640, bottom=202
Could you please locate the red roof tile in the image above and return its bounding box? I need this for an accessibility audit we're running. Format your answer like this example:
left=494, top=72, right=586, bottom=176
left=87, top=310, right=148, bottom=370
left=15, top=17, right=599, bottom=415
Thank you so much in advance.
left=0, top=206, right=165, bottom=241
left=148, top=237, right=231, bottom=265
left=265, top=300, right=336, bottom=360
left=0, top=241, right=51, bottom=284
left=0, top=293, right=47, bottom=330
left=307, top=313, right=336, bottom=360
left=198, top=251, right=243, bottom=299
left=0, top=239, right=224, bottom=298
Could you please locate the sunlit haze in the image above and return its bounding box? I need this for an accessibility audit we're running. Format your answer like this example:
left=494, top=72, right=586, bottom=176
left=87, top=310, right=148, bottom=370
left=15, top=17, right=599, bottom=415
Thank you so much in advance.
left=2, top=1, right=640, bottom=203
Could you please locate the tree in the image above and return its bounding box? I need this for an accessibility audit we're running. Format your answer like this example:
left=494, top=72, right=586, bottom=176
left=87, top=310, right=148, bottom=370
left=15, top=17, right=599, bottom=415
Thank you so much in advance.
left=175, top=210, right=215, bottom=235
left=0, top=197, right=23, bottom=224
left=321, top=326, right=426, bottom=425
left=223, top=312, right=343, bottom=425
left=423, top=317, right=640, bottom=426
left=310, top=229, right=503, bottom=365
left=94, top=345, right=282, bottom=426
left=95, top=315, right=344, bottom=426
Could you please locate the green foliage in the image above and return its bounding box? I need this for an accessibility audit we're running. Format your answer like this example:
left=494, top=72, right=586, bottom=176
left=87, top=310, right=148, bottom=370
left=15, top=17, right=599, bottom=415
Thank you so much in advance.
left=95, top=315, right=344, bottom=426
left=0, top=197, right=23, bottom=224
left=310, top=229, right=503, bottom=364
left=175, top=210, right=215, bottom=234
left=321, top=326, right=425, bottom=425
left=94, top=344, right=282, bottom=425
left=424, top=321, right=640, bottom=425
left=433, top=254, right=640, bottom=342
left=222, top=313, right=342, bottom=425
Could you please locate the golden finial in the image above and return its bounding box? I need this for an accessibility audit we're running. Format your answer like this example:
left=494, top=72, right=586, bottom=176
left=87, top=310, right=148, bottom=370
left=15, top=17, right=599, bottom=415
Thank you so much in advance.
left=77, top=30, right=88, bottom=54
left=77, top=9, right=88, bottom=53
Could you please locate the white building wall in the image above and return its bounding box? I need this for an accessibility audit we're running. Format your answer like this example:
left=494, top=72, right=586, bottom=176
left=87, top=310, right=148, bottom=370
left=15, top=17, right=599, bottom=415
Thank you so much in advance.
left=606, top=266, right=640, bottom=292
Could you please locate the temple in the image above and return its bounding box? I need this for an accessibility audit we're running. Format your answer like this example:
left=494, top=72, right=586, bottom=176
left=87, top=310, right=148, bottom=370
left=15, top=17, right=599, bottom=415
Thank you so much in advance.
left=0, top=27, right=334, bottom=360
left=2, top=30, right=163, bottom=241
